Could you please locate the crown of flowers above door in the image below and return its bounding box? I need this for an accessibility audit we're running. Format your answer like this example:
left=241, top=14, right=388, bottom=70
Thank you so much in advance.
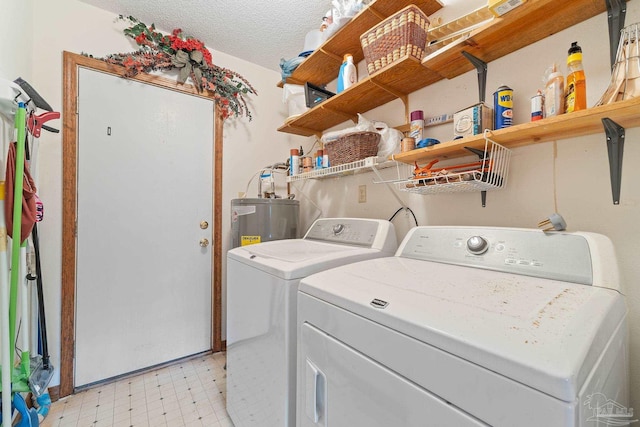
left=86, top=15, right=257, bottom=120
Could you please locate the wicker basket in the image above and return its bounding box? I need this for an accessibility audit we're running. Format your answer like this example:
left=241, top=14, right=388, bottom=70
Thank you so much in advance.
left=325, top=131, right=381, bottom=166
left=360, top=5, right=430, bottom=75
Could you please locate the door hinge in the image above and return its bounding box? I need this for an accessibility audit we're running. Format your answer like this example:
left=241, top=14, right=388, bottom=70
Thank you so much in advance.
left=74, top=219, right=78, bottom=237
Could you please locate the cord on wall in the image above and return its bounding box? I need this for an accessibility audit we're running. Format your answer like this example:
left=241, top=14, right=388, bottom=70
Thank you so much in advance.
left=388, top=206, right=418, bottom=226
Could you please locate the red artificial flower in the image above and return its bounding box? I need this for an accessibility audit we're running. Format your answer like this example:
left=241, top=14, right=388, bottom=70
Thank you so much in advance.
left=105, top=15, right=255, bottom=120
left=123, top=56, right=136, bottom=68
left=168, top=34, right=209, bottom=56
left=135, top=33, right=147, bottom=44
left=202, top=49, right=212, bottom=65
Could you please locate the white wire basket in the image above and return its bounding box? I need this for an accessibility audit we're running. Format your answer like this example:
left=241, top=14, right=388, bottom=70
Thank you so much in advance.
left=287, top=156, right=381, bottom=182
left=391, top=136, right=511, bottom=195
left=424, top=7, right=494, bottom=61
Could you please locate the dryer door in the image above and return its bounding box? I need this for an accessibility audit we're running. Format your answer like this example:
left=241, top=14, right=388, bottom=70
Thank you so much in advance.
left=298, top=322, right=488, bottom=427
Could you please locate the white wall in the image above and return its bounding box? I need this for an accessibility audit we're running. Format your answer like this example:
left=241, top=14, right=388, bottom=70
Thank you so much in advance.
left=287, top=0, right=640, bottom=415
left=0, top=0, right=34, bottom=166
left=20, top=0, right=290, bottom=388
left=0, top=0, right=34, bottom=82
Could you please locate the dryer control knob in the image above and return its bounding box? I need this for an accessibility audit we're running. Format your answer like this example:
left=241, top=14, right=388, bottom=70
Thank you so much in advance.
left=333, top=224, right=345, bottom=235
left=467, top=236, right=489, bottom=255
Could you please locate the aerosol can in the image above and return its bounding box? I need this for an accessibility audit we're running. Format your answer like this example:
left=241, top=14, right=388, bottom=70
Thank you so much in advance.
left=494, top=85, right=513, bottom=129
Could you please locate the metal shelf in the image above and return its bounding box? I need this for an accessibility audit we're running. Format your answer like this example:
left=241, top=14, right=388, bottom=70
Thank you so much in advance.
left=386, top=138, right=512, bottom=196
left=395, top=171, right=506, bottom=195
left=287, top=156, right=384, bottom=182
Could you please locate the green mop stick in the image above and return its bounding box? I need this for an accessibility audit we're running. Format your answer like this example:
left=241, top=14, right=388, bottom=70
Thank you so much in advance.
left=9, top=102, right=26, bottom=375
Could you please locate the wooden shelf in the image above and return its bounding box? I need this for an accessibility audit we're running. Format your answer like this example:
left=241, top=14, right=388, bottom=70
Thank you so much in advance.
left=278, top=55, right=442, bottom=136
left=422, top=0, right=609, bottom=80
left=278, top=0, right=443, bottom=88
left=278, top=0, right=617, bottom=138
left=392, top=97, right=640, bottom=164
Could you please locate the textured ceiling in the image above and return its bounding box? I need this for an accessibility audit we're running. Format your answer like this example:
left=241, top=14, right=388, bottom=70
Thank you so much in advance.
left=79, top=0, right=330, bottom=73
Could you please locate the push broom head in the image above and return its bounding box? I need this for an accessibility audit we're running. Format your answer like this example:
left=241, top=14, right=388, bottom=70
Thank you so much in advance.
left=29, top=355, right=55, bottom=397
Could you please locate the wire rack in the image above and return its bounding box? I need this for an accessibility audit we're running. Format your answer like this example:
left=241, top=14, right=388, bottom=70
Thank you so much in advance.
left=386, top=136, right=512, bottom=195
left=286, top=156, right=383, bottom=182
left=424, top=6, right=494, bottom=60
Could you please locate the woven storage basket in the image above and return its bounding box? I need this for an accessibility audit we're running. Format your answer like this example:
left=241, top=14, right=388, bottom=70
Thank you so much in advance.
left=325, top=131, right=381, bottom=166
left=360, top=4, right=430, bottom=74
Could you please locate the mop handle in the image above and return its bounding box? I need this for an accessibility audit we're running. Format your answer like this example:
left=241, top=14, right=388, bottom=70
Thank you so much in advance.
left=9, top=102, right=26, bottom=371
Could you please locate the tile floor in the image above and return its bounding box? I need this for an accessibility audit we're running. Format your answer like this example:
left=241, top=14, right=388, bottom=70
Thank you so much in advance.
left=41, top=352, right=232, bottom=427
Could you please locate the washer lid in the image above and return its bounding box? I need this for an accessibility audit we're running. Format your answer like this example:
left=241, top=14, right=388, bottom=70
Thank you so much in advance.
left=246, top=240, right=341, bottom=262
left=299, top=257, right=626, bottom=402
left=227, top=239, right=391, bottom=279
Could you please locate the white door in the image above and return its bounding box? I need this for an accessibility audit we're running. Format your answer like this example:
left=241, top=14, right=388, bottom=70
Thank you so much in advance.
left=75, top=68, right=213, bottom=387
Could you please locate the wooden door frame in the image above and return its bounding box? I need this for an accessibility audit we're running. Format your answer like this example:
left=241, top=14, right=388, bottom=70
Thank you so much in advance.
left=60, top=51, right=223, bottom=398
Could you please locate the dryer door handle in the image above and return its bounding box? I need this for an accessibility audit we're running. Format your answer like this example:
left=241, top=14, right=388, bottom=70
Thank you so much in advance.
left=305, top=359, right=326, bottom=425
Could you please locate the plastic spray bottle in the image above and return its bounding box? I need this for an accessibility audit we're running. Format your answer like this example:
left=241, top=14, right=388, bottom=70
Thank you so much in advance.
left=337, top=54, right=357, bottom=93
left=544, top=64, right=564, bottom=118
left=565, top=41, right=586, bottom=113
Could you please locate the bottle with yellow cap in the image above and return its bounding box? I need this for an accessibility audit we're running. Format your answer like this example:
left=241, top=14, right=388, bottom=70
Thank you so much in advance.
left=565, top=41, right=586, bottom=113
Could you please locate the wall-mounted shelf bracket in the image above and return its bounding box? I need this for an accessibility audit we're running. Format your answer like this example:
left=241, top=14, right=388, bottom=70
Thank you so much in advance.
left=319, top=48, right=343, bottom=63
left=320, top=105, right=358, bottom=124
left=370, top=79, right=410, bottom=122
left=286, top=123, right=323, bottom=137
left=602, top=117, right=625, bottom=205
left=605, top=0, right=627, bottom=67
left=366, top=5, right=386, bottom=20
left=461, top=51, right=488, bottom=103
left=370, top=165, right=408, bottom=209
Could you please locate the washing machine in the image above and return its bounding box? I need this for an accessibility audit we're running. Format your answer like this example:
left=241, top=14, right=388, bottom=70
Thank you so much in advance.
left=226, top=218, right=397, bottom=427
left=297, top=226, right=629, bottom=427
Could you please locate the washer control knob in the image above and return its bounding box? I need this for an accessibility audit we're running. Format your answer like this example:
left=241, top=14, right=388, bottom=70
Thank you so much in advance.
left=467, top=236, right=489, bottom=255
left=333, top=224, right=345, bottom=235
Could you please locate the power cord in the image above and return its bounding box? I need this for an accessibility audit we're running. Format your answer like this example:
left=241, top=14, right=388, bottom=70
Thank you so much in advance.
left=388, top=206, right=418, bottom=226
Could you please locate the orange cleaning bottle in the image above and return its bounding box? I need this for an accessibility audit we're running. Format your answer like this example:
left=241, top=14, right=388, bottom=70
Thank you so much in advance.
left=565, top=41, right=586, bottom=113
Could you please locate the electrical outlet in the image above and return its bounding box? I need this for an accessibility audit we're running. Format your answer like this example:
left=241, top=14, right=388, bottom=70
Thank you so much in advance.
left=358, top=185, right=367, bottom=203
left=425, top=113, right=454, bottom=127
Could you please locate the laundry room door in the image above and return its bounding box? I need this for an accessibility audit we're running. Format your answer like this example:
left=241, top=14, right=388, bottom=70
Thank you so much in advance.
left=74, top=68, right=213, bottom=387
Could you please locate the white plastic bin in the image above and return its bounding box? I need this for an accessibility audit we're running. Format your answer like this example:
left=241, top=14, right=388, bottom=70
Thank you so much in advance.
left=283, top=83, right=308, bottom=120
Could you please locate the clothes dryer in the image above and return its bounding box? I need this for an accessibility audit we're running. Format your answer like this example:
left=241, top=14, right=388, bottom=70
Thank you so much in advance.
left=226, top=218, right=397, bottom=427
left=297, top=227, right=629, bottom=427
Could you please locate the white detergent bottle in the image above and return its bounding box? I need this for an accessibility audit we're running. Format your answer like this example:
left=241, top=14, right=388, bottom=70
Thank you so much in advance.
left=337, top=54, right=357, bottom=93
left=544, top=64, right=564, bottom=118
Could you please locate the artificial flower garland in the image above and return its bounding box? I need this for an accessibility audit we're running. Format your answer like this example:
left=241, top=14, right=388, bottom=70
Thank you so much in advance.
left=89, top=16, right=256, bottom=120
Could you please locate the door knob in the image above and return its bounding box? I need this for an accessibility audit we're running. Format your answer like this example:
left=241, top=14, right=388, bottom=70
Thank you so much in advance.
left=199, top=238, right=210, bottom=247
left=200, top=221, right=209, bottom=229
